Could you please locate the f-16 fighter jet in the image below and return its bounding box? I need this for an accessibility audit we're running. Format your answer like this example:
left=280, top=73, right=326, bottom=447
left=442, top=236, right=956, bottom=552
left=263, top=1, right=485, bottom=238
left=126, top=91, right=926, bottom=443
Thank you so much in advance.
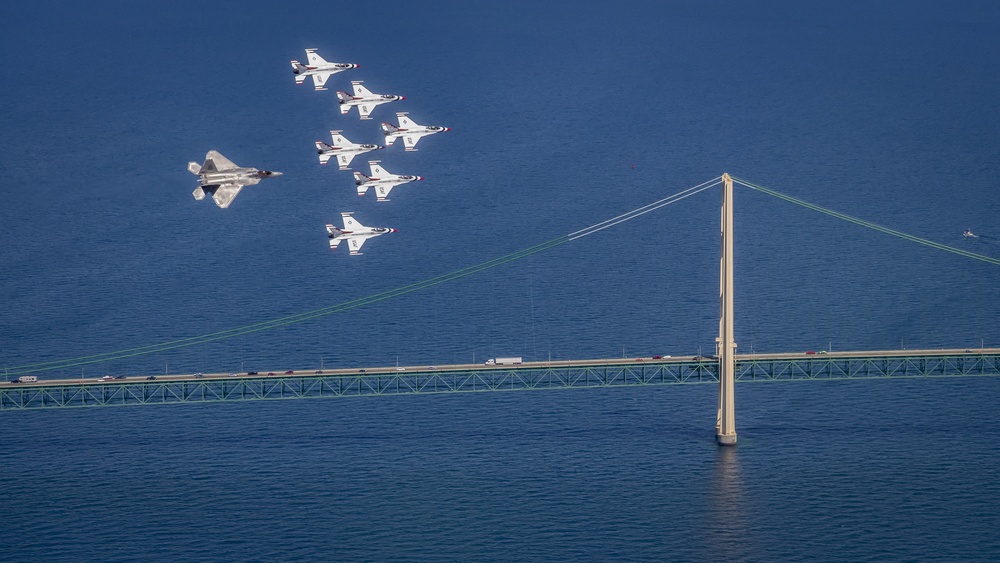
left=187, top=151, right=282, bottom=208
left=316, top=131, right=383, bottom=169
left=336, top=81, right=405, bottom=120
left=326, top=212, right=395, bottom=255
left=353, top=160, right=422, bottom=202
left=381, top=112, right=450, bottom=151
left=290, top=49, right=359, bottom=91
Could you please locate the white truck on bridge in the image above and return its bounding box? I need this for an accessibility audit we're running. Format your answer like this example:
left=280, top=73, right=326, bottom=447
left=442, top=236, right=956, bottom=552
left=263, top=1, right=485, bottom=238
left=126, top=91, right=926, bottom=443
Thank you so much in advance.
left=484, top=357, right=523, bottom=365
left=12, top=376, right=37, bottom=383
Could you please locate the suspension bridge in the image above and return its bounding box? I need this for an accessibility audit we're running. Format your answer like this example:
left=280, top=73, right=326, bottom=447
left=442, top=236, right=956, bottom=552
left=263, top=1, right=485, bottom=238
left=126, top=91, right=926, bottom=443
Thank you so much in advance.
left=4, top=175, right=999, bottom=445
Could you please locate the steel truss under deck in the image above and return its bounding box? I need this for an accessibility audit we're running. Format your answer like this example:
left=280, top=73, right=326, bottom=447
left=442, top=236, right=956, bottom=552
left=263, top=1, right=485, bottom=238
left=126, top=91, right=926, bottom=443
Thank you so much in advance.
left=2, top=353, right=999, bottom=411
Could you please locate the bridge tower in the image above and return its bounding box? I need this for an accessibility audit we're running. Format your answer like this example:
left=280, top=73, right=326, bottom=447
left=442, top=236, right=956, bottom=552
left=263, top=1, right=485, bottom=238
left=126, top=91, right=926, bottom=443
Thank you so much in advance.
left=716, top=173, right=738, bottom=446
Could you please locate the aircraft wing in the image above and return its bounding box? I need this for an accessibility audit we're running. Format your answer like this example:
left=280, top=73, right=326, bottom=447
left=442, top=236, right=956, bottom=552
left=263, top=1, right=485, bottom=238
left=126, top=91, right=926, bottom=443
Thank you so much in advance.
left=375, top=184, right=394, bottom=202
left=398, top=114, right=416, bottom=128
left=348, top=236, right=368, bottom=255
left=313, top=72, right=331, bottom=91
left=211, top=183, right=244, bottom=208
left=403, top=135, right=420, bottom=151
left=342, top=214, right=365, bottom=231
left=306, top=51, right=325, bottom=66
left=205, top=150, right=238, bottom=172
left=358, top=104, right=373, bottom=120
left=353, top=82, right=373, bottom=97
left=337, top=153, right=354, bottom=168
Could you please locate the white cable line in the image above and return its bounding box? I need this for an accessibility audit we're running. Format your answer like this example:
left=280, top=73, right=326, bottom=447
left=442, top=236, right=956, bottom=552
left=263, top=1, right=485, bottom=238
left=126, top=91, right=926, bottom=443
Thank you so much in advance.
left=568, top=177, right=722, bottom=241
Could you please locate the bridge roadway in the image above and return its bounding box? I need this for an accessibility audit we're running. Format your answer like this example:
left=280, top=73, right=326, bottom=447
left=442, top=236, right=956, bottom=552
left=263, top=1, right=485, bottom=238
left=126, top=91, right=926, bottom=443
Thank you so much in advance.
left=2, top=348, right=999, bottom=410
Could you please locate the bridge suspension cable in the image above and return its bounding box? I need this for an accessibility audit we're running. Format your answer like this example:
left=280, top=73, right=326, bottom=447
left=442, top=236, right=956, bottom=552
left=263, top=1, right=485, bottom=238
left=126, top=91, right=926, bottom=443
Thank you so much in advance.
left=7, top=177, right=723, bottom=376
left=733, top=177, right=1000, bottom=267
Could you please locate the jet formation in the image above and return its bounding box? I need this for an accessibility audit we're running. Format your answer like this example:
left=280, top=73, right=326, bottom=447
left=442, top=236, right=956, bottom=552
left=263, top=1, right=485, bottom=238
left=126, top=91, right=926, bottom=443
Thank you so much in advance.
left=316, top=131, right=383, bottom=169
left=188, top=151, right=282, bottom=208
left=186, top=48, right=449, bottom=255
left=326, top=212, right=395, bottom=255
left=293, top=49, right=450, bottom=254
left=337, top=81, right=405, bottom=120
left=291, top=49, right=359, bottom=91
left=353, top=161, right=423, bottom=202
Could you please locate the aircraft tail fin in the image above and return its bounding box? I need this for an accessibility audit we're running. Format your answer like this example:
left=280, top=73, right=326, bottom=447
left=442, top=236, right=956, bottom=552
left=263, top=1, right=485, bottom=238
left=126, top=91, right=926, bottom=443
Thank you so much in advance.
left=353, top=172, right=370, bottom=195
left=316, top=141, right=333, bottom=165
left=291, top=61, right=309, bottom=85
left=192, top=186, right=206, bottom=201
left=326, top=225, right=341, bottom=250
left=188, top=162, right=202, bottom=175
left=380, top=122, right=399, bottom=144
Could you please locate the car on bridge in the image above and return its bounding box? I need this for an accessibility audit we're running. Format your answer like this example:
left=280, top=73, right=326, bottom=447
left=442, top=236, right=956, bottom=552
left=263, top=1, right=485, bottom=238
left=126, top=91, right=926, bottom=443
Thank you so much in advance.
left=284, top=370, right=295, bottom=375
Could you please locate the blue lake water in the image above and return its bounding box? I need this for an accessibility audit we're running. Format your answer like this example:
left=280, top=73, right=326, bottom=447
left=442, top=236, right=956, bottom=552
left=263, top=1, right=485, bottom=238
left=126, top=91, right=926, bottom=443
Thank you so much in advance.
left=2, top=0, right=999, bottom=560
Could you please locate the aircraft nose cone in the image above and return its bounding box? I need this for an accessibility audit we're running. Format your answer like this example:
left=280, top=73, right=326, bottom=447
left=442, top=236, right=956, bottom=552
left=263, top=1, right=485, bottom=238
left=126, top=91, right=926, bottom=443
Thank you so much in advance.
left=269, top=171, right=283, bottom=177
left=391, top=228, right=397, bottom=233
left=418, top=176, right=424, bottom=181
left=444, top=127, right=452, bottom=132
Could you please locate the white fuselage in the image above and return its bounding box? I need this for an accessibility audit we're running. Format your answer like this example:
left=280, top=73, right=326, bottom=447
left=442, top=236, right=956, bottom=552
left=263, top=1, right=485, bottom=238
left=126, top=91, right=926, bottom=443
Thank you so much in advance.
left=295, top=62, right=356, bottom=77
left=340, top=94, right=404, bottom=119
left=322, top=144, right=381, bottom=158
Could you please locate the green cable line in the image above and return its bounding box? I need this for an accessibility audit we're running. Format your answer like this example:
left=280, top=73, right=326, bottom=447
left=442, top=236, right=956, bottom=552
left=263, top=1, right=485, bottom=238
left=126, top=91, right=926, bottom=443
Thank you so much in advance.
left=732, top=177, right=1000, bottom=267
left=7, top=235, right=572, bottom=375
left=14, top=175, right=994, bottom=377
left=10, top=235, right=571, bottom=373
left=16, top=176, right=722, bottom=375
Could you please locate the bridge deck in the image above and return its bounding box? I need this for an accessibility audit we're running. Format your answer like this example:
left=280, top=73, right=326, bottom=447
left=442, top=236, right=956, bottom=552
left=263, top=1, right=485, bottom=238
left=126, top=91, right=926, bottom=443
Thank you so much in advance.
left=3, top=349, right=999, bottom=410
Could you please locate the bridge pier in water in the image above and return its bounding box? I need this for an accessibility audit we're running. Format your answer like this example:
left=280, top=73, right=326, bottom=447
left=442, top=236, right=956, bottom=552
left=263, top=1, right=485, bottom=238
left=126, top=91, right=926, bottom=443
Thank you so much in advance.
left=716, top=173, right=738, bottom=446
